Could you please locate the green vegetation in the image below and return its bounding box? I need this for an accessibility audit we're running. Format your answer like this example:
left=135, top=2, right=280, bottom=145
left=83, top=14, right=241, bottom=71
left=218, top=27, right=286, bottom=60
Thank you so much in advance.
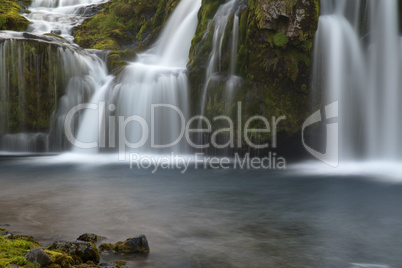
left=187, top=0, right=319, bottom=143
left=0, top=39, right=68, bottom=134
left=0, top=231, right=111, bottom=268
left=74, top=0, right=179, bottom=51
left=0, top=0, right=31, bottom=31
left=273, top=32, right=289, bottom=48
left=74, top=0, right=180, bottom=74
left=0, top=232, right=40, bottom=267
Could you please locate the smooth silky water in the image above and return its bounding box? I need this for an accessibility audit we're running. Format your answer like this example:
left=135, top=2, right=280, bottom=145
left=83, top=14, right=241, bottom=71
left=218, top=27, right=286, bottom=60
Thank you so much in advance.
left=2, top=155, right=402, bottom=267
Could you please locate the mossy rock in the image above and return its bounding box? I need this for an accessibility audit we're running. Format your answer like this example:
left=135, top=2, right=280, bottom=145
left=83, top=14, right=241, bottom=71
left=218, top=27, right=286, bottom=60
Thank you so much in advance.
left=12, top=235, right=41, bottom=246
left=188, top=0, right=319, bottom=142
left=77, top=233, right=100, bottom=243
left=100, top=235, right=150, bottom=255
left=46, top=249, right=76, bottom=268
left=99, top=243, right=117, bottom=253
left=0, top=0, right=31, bottom=31
left=73, top=0, right=180, bottom=51
left=106, top=49, right=137, bottom=75
left=48, top=241, right=100, bottom=264
left=0, top=38, right=79, bottom=135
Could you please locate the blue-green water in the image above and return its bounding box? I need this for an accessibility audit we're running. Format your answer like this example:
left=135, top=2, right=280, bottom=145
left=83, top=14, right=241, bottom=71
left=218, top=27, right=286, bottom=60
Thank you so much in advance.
left=0, top=155, right=401, bottom=267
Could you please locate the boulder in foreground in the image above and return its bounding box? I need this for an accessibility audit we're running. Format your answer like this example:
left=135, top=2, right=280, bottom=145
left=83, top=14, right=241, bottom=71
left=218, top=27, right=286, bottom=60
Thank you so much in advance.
left=49, top=240, right=100, bottom=264
left=24, top=247, right=52, bottom=266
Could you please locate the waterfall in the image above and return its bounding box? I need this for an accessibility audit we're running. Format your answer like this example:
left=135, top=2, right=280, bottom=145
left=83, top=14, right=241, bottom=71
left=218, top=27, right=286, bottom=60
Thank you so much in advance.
left=26, top=0, right=107, bottom=43
left=199, top=0, right=243, bottom=117
left=0, top=38, right=109, bottom=152
left=73, top=0, right=201, bottom=153
left=0, top=0, right=110, bottom=152
left=313, top=0, right=402, bottom=161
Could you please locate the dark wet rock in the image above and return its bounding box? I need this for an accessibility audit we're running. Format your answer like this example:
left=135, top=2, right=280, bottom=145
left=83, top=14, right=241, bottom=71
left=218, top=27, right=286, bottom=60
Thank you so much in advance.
left=75, top=4, right=102, bottom=17
left=22, top=32, right=67, bottom=43
left=99, top=243, right=116, bottom=253
left=24, top=247, right=52, bottom=266
left=77, top=233, right=101, bottom=243
left=115, top=235, right=150, bottom=254
left=51, top=29, right=62, bottom=35
left=49, top=241, right=100, bottom=264
left=99, top=235, right=150, bottom=255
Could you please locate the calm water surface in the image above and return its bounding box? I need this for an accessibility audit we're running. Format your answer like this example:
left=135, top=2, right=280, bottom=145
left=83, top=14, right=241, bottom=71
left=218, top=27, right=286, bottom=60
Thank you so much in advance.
left=0, top=155, right=401, bottom=267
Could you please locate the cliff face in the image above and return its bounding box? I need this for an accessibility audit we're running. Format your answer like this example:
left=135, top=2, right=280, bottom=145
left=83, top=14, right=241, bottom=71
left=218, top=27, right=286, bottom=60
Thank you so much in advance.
left=188, top=0, right=319, bottom=143
left=0, top=38, right=67, bottom=134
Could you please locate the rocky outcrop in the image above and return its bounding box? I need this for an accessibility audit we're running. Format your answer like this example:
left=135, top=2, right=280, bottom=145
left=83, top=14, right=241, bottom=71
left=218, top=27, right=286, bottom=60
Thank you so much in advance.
left=188, top=0, right=319, bottom=148
left=255, top=0, right=309, bottom=38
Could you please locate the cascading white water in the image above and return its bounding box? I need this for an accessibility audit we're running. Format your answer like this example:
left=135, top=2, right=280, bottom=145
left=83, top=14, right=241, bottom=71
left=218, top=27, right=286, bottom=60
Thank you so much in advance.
left=199, top=0, right=243, bottom=116
left=26, top=0, right=107, bottom=42
left=0, top=39, right=110, bottom=152
left=73, top=0, right=201, bottom=153
left=313, top=0, right=402, bottom=160
left=0, top=0, right=110, bottom=152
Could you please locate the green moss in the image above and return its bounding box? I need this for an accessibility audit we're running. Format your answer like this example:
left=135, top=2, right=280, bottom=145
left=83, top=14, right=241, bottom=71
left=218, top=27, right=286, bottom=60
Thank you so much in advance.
left=45, top=249, right=75, bottom=268
left=273, top=32, right=289, bottom=48
left=99, top=243, right=117, bottom=252
left=0, top=39, right=74, bottom=135
left=11, top=235, right=41, bottom=246
left=106, top=49, right=137, bottom=75
left=0, top=234, right=39, bottom=267
left=0, top=0, right=30, bottom=31
left=188, top=0, right=319, bottom=141
left=74, top=0, right=180, bottom=51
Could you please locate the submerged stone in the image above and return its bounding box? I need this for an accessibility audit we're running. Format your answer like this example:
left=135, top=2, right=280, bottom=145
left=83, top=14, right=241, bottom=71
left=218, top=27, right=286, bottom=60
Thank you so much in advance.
left=77, top=233, right=101, bottom=243
left=99, top=243, right=116, bottom=253
left=115, top=235, right=150, bottom=254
